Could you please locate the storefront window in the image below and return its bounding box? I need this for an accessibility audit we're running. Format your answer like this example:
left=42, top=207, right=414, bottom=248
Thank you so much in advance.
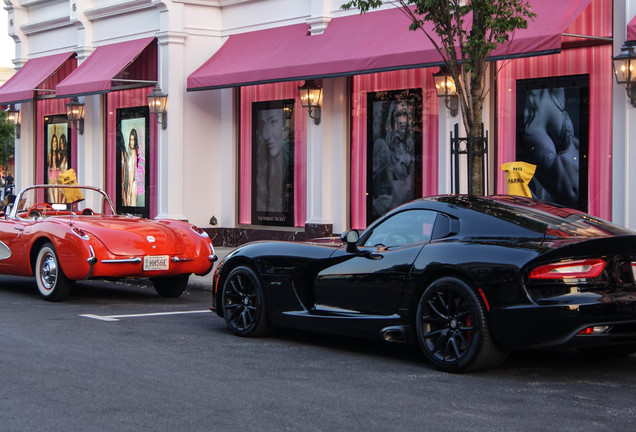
left=36, top=99, right=77, bottom=188
left=239, top=83, right=307, bottom=227
left=106, top=88, right=157, bottom=218
left=496, top=0, right=612, bottom=220
left=515, top=75, right=589, bottom=211
left=367, top=89, right=423, bottom=222
left=351, top=70, right=439, bottom=229
left=251, top=99, right=295, bottom=226
left=44, top=115, right=71, bottom=202
left=116, top=106, right=150, bottom=212
left=497, top=45, right=612, bottom=219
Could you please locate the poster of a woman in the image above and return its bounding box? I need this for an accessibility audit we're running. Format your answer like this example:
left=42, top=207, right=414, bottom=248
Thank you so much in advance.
left=44, top=119, right=70, bottom=202
left=366, top=89, right=423, bottom=224
left=251, top=99, right=294, bottom=227
left=116, top=106, right=149, bottom=217
left=121, top=119, right=146, bottom=207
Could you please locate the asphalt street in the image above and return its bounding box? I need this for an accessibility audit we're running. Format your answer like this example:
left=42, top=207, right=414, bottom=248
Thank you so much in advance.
left=1, top=245, right=636, bottom=431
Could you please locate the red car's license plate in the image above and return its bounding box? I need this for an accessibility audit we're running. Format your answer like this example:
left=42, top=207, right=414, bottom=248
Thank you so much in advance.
left=143, top=255, right=169, bottom=271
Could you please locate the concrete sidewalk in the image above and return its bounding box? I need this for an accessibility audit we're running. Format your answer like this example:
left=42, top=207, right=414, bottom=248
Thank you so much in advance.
left=187, top=246, right=234, bottom=291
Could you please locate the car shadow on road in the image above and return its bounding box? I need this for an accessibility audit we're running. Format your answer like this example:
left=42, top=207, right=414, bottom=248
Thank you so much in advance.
left=206, top=318, right=636, bottom=375
left=0, top=275, right=211, bottom=306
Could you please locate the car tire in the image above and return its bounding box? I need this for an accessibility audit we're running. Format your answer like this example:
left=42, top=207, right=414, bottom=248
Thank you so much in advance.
left=221, top=265, right=269, bottom=337
left=416, top=276, right=508, bottom=372
left=35, top=242, right=72, bottom=302
left=151, top=275, right=189, bottom=297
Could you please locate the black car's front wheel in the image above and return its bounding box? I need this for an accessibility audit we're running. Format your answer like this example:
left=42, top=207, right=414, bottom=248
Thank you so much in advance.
left=35, top=242, right=72, bottom=302
left=416, top=277, right=508, bottom=372
left=221, top=266, right=269, bottom=337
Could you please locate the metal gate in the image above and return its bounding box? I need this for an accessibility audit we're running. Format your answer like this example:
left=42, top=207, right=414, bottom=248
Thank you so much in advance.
left=450, top=123, right=488, bottom=195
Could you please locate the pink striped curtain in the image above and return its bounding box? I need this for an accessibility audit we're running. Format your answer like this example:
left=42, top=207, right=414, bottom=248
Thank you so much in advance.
left=496, top=0, right=613, bottom=219
left=350, top=70, right=439, bottom=229
left=239, top=82, right=308, bottom=226
left=36, top=98, right=78, bottom=185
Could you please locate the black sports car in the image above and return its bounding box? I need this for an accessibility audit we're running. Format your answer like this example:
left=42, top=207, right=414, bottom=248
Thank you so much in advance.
left=211, top=195, right=636, bottom=372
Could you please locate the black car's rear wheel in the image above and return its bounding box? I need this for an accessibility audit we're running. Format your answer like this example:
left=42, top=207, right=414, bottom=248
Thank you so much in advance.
left=35, top=242, right=72, bottom=302
left=221, top=266, right=269, bottom=337
left=416, top=277, right=508, bottom=372
left=151, top=274, right=189, bottom=297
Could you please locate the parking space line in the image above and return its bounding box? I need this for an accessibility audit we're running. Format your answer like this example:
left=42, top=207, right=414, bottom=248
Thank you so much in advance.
left=80, top=310, right=211, bottom=322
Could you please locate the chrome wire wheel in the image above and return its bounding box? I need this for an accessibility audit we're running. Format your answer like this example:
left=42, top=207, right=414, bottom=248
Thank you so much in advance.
left=416, top=277, right=507, bottom=372
left=221, top=266, right=268, bottom=337
left=39, top=251, right=58, bottom=291
left=35, top=243, right=71, bottom=302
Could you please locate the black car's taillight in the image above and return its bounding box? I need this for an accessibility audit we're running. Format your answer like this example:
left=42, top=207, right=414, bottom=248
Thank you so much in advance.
left=529, top=258, right=606, bottom=280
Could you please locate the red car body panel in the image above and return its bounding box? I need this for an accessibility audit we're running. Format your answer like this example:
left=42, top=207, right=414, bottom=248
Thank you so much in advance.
left=0, top=185, right=215, bottom=283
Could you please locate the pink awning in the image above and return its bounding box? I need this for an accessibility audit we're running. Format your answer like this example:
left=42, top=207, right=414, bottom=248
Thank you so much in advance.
left=627, top=15, right=636, bottom=43
left=187, top=0, right=591, bottom=91
left=0, top=52, right=76, bottom=104
left=56, top=37, right=157, bottom=97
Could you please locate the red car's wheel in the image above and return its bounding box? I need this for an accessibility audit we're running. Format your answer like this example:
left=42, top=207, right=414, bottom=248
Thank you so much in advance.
left=416, top=277, right=508, bottom=372
left=35, top=243, right=71, bottom=302
left=221, top=266, right=269, bottom=337
left=151, top=275, right=189, bottom=297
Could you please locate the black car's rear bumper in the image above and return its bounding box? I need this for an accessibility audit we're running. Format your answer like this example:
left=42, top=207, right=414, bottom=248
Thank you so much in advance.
left=489, top=300, right=636, bottom=350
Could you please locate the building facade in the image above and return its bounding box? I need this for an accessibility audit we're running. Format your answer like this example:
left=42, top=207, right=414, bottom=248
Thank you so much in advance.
left=0, top=0, right=634, bottom=246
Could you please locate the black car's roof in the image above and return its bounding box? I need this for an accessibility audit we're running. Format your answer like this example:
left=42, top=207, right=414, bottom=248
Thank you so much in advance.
left=397, top=195, right=633, bottom=238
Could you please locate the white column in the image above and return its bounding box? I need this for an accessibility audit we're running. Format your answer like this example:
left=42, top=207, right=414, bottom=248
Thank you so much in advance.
left=305, top=97, right=325, bottom=225
left=323, top=77, right=349, bottom=234
left=14, top=102, right=33, bottom=189
left=304, top=77, right=350, bottom=234
left=155, top=29, right=188, bottom=220
left=612, top=0, right=633, bottom=228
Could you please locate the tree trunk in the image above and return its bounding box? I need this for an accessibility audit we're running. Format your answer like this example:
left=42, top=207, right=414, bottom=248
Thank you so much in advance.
left=468, top=74, right=485, bottom=195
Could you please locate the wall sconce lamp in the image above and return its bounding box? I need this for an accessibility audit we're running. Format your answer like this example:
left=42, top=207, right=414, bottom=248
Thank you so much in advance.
left=147, top=85, right=168, bottom=129
left=66, top=97, right=85, bottom=135
left=613, top=44, right=636, bottom=107
left=433, top=68, right=459, bottom=117
left=5, top=104, right=20, bottom=138
left=282, top=99, right=294, bottom=120
left=298, top=80, right=321, bottom=125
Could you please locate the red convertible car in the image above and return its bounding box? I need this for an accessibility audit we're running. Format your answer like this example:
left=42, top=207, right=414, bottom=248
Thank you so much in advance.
left=0, top=184, right=216, bottom=301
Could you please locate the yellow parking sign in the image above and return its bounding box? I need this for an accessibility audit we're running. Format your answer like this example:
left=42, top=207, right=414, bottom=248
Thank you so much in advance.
left=501, top=162, right=536, bottom=197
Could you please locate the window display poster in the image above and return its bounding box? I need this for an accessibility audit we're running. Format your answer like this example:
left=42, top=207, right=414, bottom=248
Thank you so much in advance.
left=366, top=88, right=423, bottom=224
left=44, top=116, right=71, bottom=202
left=116, top=106, right=150, bottom=217
left=251, top=99, right=294, bottom=227
left=516, top=75, right=589, bottom=211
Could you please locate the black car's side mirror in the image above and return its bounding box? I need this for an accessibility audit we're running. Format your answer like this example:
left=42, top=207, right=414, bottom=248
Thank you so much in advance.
left=340, top=230, right=360, bottom=253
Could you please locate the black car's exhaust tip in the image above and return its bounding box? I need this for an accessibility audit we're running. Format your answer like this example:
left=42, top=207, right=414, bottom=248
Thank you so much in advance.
left=381, top=326, right=409, bottom=343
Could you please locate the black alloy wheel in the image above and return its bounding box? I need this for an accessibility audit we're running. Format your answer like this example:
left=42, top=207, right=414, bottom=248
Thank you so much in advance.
left=221, top=266, right=269, bottom=337
left=416, top=276, right=508, bottom=372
